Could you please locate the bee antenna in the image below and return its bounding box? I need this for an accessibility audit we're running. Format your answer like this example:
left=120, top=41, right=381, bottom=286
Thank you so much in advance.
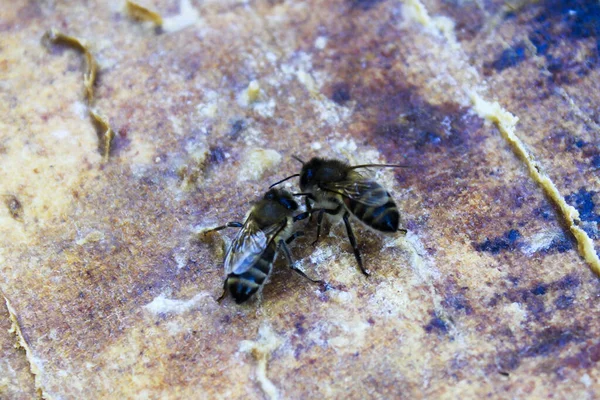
left=349, top=163, right=411, bottom=170
left=292, top=155, right=305, bottom=165
left=269, top=174, right=300, bottom=188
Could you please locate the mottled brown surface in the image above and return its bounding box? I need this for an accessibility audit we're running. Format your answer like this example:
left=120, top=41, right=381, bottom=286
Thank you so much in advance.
left=1, top=0, right=599, bottom=399
left=0, top=301, right=37, bottom=399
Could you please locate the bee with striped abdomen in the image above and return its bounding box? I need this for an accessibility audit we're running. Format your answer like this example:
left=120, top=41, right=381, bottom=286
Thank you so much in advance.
left=271, top=157, right=407, bottom=276
left=207, top=188, right=320, bottom=304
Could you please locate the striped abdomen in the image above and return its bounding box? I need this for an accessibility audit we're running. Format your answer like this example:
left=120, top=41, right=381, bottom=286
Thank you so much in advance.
left=226, top=243, right=276, bottom=304
left=345, top=189, right=399, bottom=232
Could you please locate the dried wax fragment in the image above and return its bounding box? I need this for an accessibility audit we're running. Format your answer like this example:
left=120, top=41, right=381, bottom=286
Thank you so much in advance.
left=239, top=325, right=281, bottom=400
left=470, top=92, right=600, bottom=276
left=126, top=0, right=163, bottom=27
left=3, top=195, right=23, bottom=221
left=193, top=227, right=227, bottom=260
left=90, top=110, right=115, bottom=162
left=247, top=80, right=261, bottom=104
left=42, top=29, right=97, bottom=104
left=4, top=297, right=44, bottom=396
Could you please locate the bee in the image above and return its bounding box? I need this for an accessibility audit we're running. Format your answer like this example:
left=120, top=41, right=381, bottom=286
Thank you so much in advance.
left=206, top=188, right=320, bottom=304
left=270, top=157, right=407, bottom=276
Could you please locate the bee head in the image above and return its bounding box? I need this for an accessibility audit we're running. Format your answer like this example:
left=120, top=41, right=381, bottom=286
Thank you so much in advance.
left=299, top=157, right=324, bottom=189
left=300, top=158, right=347, bottom=189
left=263, top=189, right=299, bottom=210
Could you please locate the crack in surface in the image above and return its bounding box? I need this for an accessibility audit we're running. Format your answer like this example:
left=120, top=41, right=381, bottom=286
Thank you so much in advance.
left=470, top=93, right=600, bottom=275
left=42, top=29, right=115, bottom=162
left=3, top=296, right=46, bottom=399
left=401, top=0, right=600, bottom=276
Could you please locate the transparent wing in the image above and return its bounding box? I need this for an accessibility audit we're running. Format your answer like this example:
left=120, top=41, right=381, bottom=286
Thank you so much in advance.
left=321, top=179, right=390, bottom=207
left=223, top=217, right=285, bottom=275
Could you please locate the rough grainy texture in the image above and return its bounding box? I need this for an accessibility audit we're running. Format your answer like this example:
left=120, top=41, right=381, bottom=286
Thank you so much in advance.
left=0, top=300, right=37, bottom=399
left=1, top=0, right=599, bottom=399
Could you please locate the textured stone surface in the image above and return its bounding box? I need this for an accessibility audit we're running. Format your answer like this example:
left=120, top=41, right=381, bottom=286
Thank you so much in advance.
left=0, top=300, right=36, bottom=400
left=0, top=0, right=599, bottom=398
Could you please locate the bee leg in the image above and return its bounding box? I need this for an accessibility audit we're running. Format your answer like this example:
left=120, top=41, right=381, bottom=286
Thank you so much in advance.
left=285, top=231, right=304, bottom=243
left=292, top=193, right=315, bottom=222
left=216, top=279, right=228, bottom=303
left=293, top=212, right=311, bottom=222
left=343, top=212, right=370, bottom=276
left=279, top=239, right=323, bottom=284
left=311, top=205, right=342, bottom=246
left=312, top=209, right=325, bottom=246
left=207, top=221, right=243, bottom=233
left=305, top=197, right=313, bottom=221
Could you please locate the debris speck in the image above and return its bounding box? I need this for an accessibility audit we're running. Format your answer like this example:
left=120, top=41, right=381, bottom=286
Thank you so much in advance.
left=314, top=36, right=328, bottom=50
left=76, top=231, right=105, bottom=246
left=125, top=0, right=163, bottom=27
left=3, top=195, right=23, bottom=221
left=90, top=110, right=115, bottom=162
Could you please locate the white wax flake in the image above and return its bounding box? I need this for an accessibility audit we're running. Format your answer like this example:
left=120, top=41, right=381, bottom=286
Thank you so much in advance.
left=522, top=230, right=561, bottom=255
left=253, top=98, right=276, bottom=118
left=296, top=70, right=318, bottom=94
left=173, top=250, right=187, bottom=270
left=76, top=230, right=105, bottom=246
left=327, top=317, right=371, bottom=352
left=237, top=80, right=261, bottom=107
left=313, top=97, right=351, bottom=126
left=314, top=36, right=327, bottom=50
left=162, top=0, right=201, bottom=33
left=504, top=302, right=526, bottom=331
left=333, top=138, right=358, bottom=153
left=143, top=292, right=208, bottom=315
left=580, top=374, right=592, bottom=387
left=197, top=101, right=218, bottom=118
left=247, top=80, right=260, bottom=103
left=311, top=142, right=322, bottom=150
left=308, top=246, right=333, bottom=265
left=238, top=149, right=282, bottom=181
left=392, top=231, right=441, bottom=285
left=168, top=115, right=184, bottom=136
left=196, top=89, right=219, bottom=118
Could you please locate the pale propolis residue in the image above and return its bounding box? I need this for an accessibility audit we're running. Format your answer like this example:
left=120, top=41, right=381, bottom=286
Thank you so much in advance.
left=470, top=92, right=600, bottom=276
left=4, top=297, right=46, bottom=398
left=162, top=0, right=201, bottom=33
left=239, top=324, right=282, bottom=400
left=143, top=292, right=209, bottom=315
left=238, top=149, right=282, bottom=182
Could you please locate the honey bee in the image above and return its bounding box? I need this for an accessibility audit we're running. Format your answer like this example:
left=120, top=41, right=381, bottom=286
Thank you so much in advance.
left=206, top=188, right=320, bottom=304
left=271, top=157, right=407, bottom=276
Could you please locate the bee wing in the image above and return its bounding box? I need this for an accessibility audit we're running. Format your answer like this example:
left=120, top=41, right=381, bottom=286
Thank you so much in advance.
left=223, top=217, right=284, bottom=275
left=321, top=179, right=390, bottom=207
